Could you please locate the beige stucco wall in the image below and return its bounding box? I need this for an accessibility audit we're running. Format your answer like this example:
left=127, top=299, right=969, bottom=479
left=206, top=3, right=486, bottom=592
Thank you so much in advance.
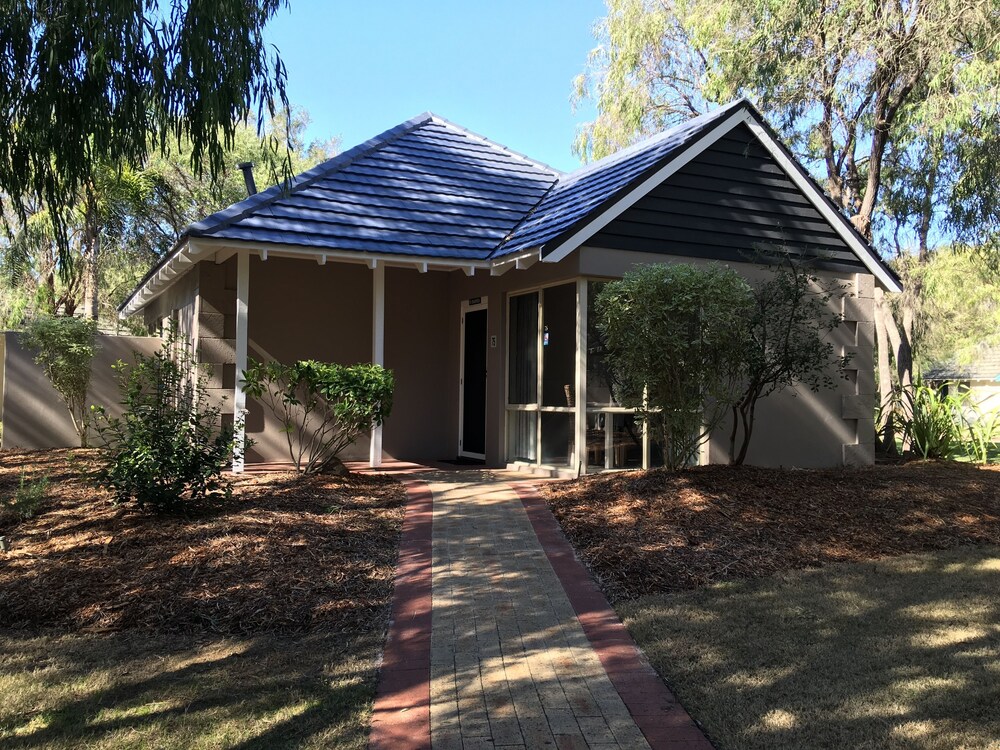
left=1, top=332, right=162, bottom=450
left=195, top=255, right=582, bottom=465
left=129, top=243, right=876, bottom=469
left=580, top=246, right=876, bottom=468
left=966, top=382, right=1000, bottom=414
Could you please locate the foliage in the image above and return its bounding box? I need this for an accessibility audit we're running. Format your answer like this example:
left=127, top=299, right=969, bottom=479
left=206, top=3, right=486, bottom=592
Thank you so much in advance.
left=963, top=400, right=1000, bottom=464
left=893, top=247, right=1000, bottom=372
left=574, top=0, right=1000, bottom=249
left=242, top=360, right=395, bottom=475
left=0, top=108, right=338, bottom=329
left=5, top=471, right=49, bottom=521
left=0, top=0, right=291, bottom=266
left=21, top=315, right=99, bottom=447
left=93, top=336, right=237, bottom=511
left=895, top=379, right=968, bottom=459
left=594, top=263, right=751, bottom=470
left=1, top=162, right=152, bottom=321
left=730, top=261, right=851, bottom=464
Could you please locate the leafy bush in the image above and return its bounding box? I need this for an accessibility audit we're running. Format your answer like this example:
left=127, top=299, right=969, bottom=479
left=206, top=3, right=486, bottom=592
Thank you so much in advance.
left=243, top=359, right=394, bottom=474
left=963, top=402, right=1000, bottom=464
left=897, top=380, right=968, bottom=459
left=594, top=263, right=751, bottom=470
left=5, top=471, right=49, bottom=520
left=93, top=336, right=238, bottom=511
left=21, top=316, right=99, bottom=447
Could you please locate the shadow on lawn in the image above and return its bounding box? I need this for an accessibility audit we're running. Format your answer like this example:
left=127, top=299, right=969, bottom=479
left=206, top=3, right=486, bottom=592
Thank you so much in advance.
left=620, top=546, right=1000, bottom=750
left=0, top=629, right=382, bottom=749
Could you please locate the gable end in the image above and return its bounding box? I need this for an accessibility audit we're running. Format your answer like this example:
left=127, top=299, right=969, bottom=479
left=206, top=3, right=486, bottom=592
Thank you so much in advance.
left=589, top=123, right=865, bottom=272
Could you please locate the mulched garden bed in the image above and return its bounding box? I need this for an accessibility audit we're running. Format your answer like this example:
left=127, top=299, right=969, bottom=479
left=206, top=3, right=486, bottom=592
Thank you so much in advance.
left=0, top=449, right=407, bottom=634
left=542, top=461, right=1000, bottom=602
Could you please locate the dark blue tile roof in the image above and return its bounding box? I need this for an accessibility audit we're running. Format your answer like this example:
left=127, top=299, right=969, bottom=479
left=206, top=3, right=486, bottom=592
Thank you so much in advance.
left=188, top=114, right=559, bottom=260
left=184, top=102, right=747, bottom=261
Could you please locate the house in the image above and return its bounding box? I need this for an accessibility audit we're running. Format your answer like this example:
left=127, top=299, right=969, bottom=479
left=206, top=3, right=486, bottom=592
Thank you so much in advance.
left=119, top=99, right=902, bottom=474
left=925, top=346, right=1000, bottom=413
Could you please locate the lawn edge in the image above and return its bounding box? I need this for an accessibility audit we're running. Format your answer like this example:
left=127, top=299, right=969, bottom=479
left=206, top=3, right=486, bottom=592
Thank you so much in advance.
left=369, top=477, right=433, bottom=750
left=511, top=481, right=715, bottom=750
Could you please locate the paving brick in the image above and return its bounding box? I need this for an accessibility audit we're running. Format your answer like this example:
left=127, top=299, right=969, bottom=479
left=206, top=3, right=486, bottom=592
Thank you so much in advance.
left=382, top=471, right=713, bottom=750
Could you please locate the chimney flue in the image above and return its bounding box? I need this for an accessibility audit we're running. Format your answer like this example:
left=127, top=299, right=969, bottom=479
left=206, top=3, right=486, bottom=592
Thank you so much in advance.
left=237, top=161, right=257, bottom=196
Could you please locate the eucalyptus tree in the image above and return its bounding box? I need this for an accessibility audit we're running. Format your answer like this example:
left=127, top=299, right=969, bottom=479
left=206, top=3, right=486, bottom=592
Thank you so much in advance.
left=0, top=0, right=291, bottom=266
left=575, top=0, right=1000, bottom=450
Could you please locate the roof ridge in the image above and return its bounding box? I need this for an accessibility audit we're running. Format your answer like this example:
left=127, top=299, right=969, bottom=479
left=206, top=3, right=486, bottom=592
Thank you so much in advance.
left=560, top=98, right=750, bottom=186
left=186, top=112, right=437, bottom=238
left=424, top=113, right=562, bottom=177
left=490, top=177, right=561, bottom=258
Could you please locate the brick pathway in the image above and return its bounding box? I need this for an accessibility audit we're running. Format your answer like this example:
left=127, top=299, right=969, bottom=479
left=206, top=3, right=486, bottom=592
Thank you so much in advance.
left=371, top=470, right=712, bottom=750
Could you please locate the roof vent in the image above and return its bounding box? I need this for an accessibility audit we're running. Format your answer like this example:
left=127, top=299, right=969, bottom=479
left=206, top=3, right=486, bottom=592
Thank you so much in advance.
left=237, top=162, right=257, bottom=196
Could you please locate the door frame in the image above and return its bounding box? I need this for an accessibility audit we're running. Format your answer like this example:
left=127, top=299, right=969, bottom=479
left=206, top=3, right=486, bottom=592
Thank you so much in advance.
left=458, top=297, right=488, bottom=459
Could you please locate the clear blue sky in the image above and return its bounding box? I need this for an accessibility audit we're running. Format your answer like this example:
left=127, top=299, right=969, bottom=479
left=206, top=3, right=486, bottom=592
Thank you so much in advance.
left=265, top=1, right=607, bottom=172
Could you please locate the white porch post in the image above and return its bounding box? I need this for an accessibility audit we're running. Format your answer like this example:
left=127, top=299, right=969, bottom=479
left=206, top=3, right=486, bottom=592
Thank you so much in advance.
left=575, top=279, right=588, bottom=476
left=233, top=251, right=250, bottom=473
left=369, top=261, right=385, bottom=467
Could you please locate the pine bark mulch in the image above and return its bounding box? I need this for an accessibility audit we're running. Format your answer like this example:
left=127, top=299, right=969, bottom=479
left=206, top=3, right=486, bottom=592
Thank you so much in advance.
left=0, top=449, right=407, bottom=634
left=541, top=461, right=1000, bottom=603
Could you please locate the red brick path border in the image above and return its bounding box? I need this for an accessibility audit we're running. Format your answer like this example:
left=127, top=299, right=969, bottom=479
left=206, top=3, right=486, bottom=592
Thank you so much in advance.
left=369, top=479, right=434, bottom=750
left=512, top=482, right=715, bottom=750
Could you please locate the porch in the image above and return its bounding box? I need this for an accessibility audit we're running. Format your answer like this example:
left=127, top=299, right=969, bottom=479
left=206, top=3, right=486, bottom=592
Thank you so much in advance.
left=175, top=242, right=654, bottom=477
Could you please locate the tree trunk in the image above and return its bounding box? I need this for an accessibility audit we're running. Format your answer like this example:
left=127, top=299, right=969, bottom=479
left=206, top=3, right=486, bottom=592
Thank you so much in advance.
left=874, top=288, right=898, bottom=455
left=82, top=184, right=100, bottom=321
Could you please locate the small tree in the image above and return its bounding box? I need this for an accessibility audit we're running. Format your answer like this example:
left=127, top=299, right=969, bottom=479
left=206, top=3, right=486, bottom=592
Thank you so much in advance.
left=594, top=264, right=751, bottom=470
left=729, top=261, right=851, bottom=464
left=21, top=316, right=99, bottom=447
left=93, top=336, right=238, bottom=511
left=242, top=360, right=394, bottom=475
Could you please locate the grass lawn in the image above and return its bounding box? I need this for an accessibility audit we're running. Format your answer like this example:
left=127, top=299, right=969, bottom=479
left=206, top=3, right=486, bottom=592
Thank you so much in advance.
left=0, top=449, right=407, bottom=749
left=0, top=631, right=379, bottom=749
left=621, top=547, right=1000, bottom=750
left=543, top=461, right=1000, bottom=750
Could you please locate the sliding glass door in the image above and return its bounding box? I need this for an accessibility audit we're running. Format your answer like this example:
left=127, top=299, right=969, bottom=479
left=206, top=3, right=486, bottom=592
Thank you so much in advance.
left=506, top=283, right=577, bottom=468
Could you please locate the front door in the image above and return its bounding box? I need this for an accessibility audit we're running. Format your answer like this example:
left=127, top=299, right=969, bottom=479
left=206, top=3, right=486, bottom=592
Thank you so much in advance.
left=459, top=300, right=488, bottom=459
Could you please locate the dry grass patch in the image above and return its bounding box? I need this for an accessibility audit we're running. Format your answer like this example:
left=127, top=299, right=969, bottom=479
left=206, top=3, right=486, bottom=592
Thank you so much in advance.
left=542, top=462, right=1000, bottom=602
left=0, top=448, right=408, bottom=748
left=620, top=547, right=1000, bottom=750
left=0, top=630, right=379, bottom=749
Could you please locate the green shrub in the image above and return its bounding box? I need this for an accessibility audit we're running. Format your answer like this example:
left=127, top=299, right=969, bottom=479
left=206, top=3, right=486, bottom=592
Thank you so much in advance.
left=898, top=380, right=968, bottom=459
left=243, top=359, right=394, bottom=474
left=21, top=316, right=99, bottom=447
left=93, top=336, right=238, bottom=511
left=5, top=470, right=49, bottom=520
left=960, top=397, right=1000, bottom=464
left=594, top=263, right=751, bottom=470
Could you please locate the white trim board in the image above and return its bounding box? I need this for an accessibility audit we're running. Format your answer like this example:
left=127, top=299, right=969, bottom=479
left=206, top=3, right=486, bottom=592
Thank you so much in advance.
left=540, top=109, right=902, bottom=293
left=741, top=116, right=902, bottom=292
left=539, top=108, right=750, bottom=265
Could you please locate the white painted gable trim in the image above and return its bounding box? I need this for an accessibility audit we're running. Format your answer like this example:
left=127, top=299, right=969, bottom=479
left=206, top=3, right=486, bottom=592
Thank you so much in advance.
left=539, top=108, right=750, bottom=265
left=741, top=116, right=902, bottom=292
left=540, top=108, right=902, bottom=293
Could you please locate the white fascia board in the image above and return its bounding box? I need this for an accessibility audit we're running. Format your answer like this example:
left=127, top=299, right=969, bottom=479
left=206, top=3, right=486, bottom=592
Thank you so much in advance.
left=539, top=108, right=902, bottom=293
left=489, top=249, right=540, bottom=275
left=741, top=117, right=903, bottom=293
left=541, top=108, right=751, bottom=264
left=122, top=237, right=493, bottom=317
left=120, top=241, right=201, bottom=317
